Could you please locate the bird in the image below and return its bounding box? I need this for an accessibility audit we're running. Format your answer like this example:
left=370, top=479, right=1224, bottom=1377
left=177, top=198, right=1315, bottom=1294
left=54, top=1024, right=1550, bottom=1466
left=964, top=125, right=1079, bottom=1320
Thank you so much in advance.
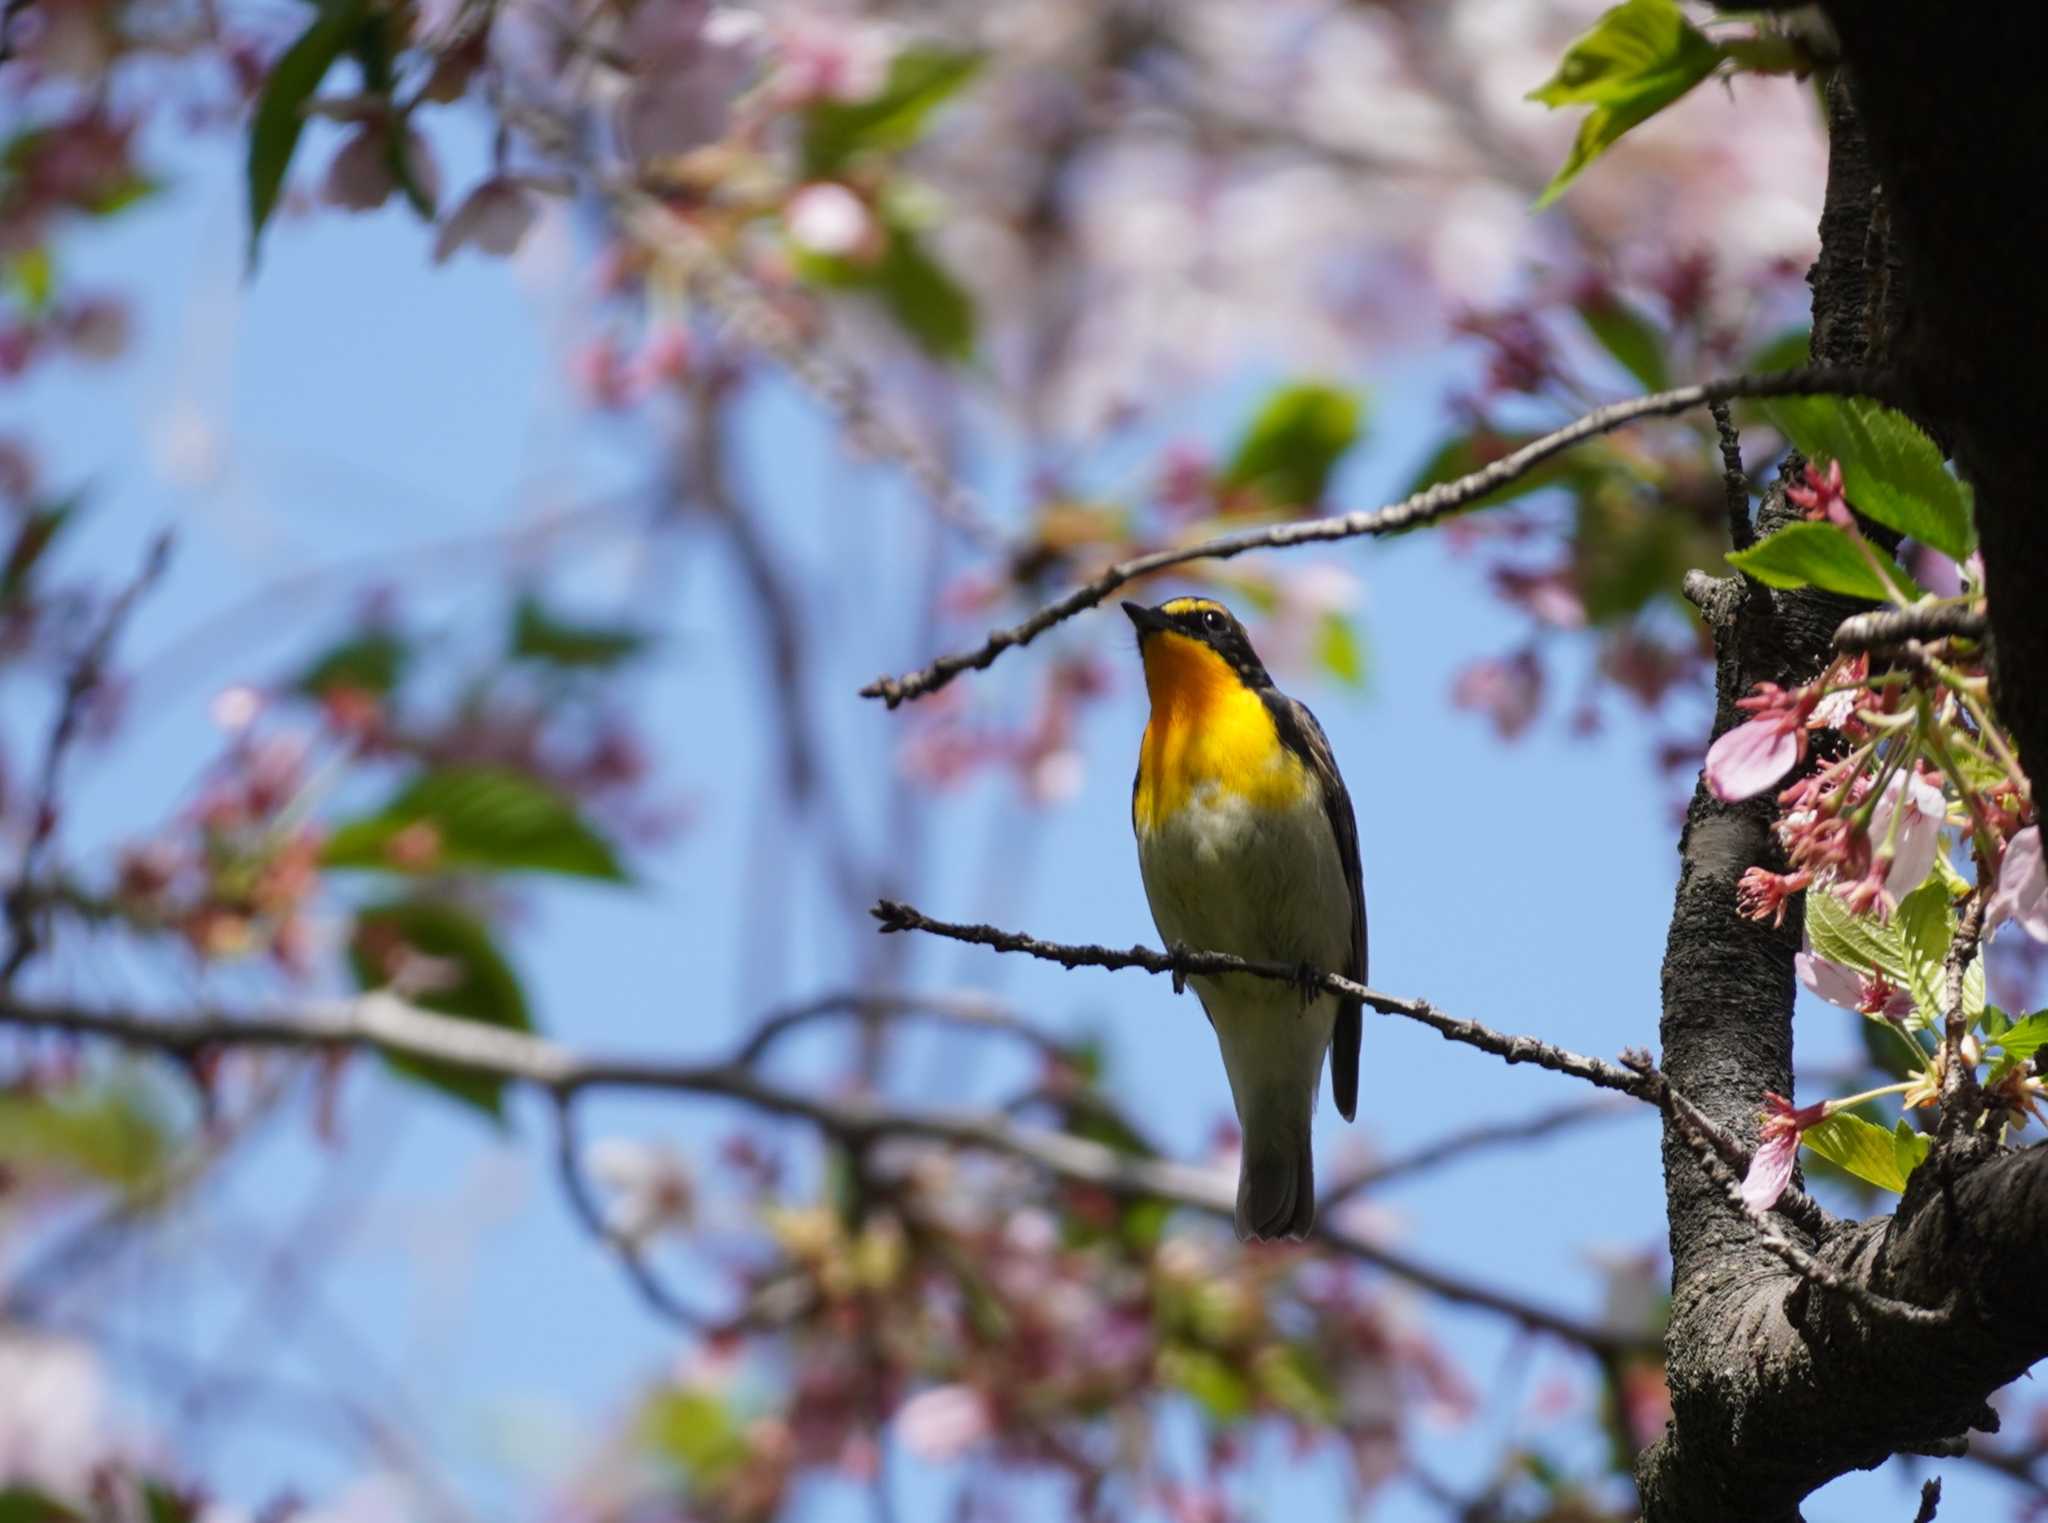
left=1123, top=595, right=1366, bottom=1242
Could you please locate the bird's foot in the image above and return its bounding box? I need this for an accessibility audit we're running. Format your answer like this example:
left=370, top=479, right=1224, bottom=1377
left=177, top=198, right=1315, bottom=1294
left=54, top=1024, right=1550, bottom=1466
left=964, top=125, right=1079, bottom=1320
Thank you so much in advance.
left=1167, top=941, right=1191, bottom=996
left=1292, top=961, right=1322, bottom=1011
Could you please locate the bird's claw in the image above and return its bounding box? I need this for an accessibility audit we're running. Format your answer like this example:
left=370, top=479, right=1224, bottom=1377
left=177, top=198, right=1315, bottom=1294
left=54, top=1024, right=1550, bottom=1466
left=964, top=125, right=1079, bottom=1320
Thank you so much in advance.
left=1292, top=961, right=1321, bottom=1011
left=1167, top=941, right=1190, bottom=995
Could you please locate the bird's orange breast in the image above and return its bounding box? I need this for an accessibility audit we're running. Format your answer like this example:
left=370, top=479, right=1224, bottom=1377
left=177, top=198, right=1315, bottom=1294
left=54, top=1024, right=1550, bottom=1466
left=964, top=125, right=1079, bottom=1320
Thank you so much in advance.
left=1133, top=632, right=1308, bottom=833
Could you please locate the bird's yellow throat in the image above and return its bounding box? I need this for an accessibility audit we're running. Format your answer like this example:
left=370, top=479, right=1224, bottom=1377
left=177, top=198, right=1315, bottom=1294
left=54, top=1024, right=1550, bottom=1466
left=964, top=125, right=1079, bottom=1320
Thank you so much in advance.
left=1134, top=632, right=1302, bottom=832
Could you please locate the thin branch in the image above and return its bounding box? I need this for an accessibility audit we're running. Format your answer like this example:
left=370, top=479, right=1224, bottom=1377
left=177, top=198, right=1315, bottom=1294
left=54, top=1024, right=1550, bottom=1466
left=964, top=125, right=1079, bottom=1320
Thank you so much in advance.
left=1912, top=1476, right=1942, bottom=1523
left=861, top=366, right=1895, bottom=707
left=3, top=531, right=172, bottom=987
left=737, top=986, right=1066, bottom=1067
left=872, top=898, right=1662, bottom=1102
left=1316, top=1097, right=1636, bottom=1212
left=619, top=190, right=1002, bottom=549
left=550, top=1094, right=715, bottom=1331
left=1835, top=602, right=1989, bottom=653
left=1656, top=1066, right=1952, bottom=1328
left=0, top=988, right=1644, bottom=1353
left=1709, top=400, right=1755, bottom=552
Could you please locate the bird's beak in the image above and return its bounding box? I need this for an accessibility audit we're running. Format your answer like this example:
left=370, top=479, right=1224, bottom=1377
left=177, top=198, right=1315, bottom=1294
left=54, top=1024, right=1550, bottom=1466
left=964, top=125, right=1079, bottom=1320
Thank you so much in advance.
left=1122, top=601, right=1170, bottom=637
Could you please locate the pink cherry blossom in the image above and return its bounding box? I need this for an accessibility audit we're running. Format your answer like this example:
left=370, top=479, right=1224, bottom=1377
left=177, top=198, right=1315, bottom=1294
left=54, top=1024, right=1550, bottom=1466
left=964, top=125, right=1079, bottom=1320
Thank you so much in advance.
left=1739, top=1091, right=1827, bottom=1215
left=433, top=177, right=540, bottom=264
left=1795, top=949, right=1863, bottom=1010
left=1989, top=825, right=2048, bottom=943
left=1870, top=768, right=1947, bottom=899
left=1736, top=866, right=1810, bottom=927
left=1785, top=458, right=1852, bottom=527
left=1704, top=714, right=1802, bottom=802
left=785, top=182, right=879, bottom=261
left=896, top=1383, right=992, bottom=1461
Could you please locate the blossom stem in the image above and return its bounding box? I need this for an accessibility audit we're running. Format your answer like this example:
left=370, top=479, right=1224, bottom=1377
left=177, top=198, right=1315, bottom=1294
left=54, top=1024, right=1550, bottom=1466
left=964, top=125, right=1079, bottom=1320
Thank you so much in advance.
left=1842, top=522, right=1917, bottom=607
left=1823, top=1080, right=1915, bottom=1114
left=1917, top=700, right=2001, bottom=862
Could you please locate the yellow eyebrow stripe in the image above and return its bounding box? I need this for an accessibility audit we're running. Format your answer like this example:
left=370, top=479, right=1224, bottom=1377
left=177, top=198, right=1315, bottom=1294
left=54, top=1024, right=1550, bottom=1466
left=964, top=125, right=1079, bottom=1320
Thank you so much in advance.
left=1159, top=596, right=1225, bottom=618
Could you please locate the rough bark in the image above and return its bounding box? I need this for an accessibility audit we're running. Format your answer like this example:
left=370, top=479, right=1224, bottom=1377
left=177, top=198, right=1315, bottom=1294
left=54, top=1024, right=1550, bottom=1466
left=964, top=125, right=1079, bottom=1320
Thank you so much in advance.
left=1635, top=74, right=2047, bottom=1519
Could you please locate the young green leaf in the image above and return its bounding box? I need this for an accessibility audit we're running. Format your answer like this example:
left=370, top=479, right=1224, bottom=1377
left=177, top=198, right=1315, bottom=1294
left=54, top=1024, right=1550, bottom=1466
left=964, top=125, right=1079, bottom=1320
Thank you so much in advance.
left=0, top=1489, right=89, bottom=1523
left=511, top=595, right=650, bottom=668
left=1314, top=613, right=1368, bottom=690
left=1801, top=1110, right=1921, bottom=1194
left=1993, top=1010, right=2048, bottom=1062
left=1162, top=1345, right=1252, bottom=1423
left=323, top=767, right=629, bottom=881
left=296, top=629, right=410, bottom=697
left=1806, top=890, right=1909, bottom=985
left=1895, top=879, right=1953, bottom=1024
left=1726, top=521, right=1924, bottom=602
left=246, top=0, right=371, bottom=269
left=871, top=220, right=975, bottom=361
left=1574, top=290, right=1670, bottom=391
left=350, top=898, right=533, bottom=1120
left=1892, top=1118, right=1931, bottom=1181
left=1221, top=382, right=1365, bottom=509
left=642, top=1387, right=751, bottom=1486
left=1526, top=0, right=1726, bottom=208
left=801, top=48, right=982, bottom=175
left=1760, top=396, right=1976, bottom=561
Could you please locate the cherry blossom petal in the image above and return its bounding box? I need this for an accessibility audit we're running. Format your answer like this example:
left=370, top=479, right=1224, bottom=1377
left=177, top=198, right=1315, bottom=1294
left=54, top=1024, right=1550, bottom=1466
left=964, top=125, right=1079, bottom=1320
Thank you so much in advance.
left=1704, top=716, right=1800, bottom=802
left=896, top=1384, right=991, bottom=1461
left=1989, top=825, right=2048, bottom=943
left=1795, top=950, right=1863, bottom=1011
left=1739, top=1126, right=1799, bottom=1215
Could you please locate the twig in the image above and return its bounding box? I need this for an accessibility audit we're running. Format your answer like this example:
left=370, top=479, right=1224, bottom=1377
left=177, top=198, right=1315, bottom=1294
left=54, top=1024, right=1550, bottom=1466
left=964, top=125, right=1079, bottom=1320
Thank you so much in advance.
left=1913, top=1476, right=1942, bottom=1523
left=0, top=988, right=1644, bottom=1353
left=1657, top=1067, right=1952, bottom=1327
left=1710, top=400, right=1755, bottom=552
left=550, top=1094, right=715, bottom=1331
left=861, top=366, right=1894, bottom=707
left=1316, top=1097, right=1636, bottom=1211
left=2, top=532, right=172, bottom=987
left=872, top=898, right=1662, bottom=1101
left=1834, top=602, right=1989, bottom=653
left=619, top=190, right=1002, bottom=549
left=737, top=986, right=1065, bottom=1067
left=1942, top=893, right=1990, bottom=1122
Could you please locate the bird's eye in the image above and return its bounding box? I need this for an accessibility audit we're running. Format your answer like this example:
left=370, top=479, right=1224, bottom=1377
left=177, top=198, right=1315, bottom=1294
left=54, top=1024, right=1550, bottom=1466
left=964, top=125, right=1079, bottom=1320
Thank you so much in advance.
left=1202, top=609, right=1226, bottom=633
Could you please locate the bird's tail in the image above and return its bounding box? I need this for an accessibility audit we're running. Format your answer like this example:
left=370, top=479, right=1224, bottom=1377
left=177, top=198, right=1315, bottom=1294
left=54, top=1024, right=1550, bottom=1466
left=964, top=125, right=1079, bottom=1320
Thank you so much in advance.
left=1234, top=1117, right=1315, bottom=1242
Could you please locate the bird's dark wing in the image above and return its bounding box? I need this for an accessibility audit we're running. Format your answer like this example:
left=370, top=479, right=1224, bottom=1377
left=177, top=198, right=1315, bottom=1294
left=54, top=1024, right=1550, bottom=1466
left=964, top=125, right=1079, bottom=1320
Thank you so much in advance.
left=1263, top=691, right=1367, bottom=1123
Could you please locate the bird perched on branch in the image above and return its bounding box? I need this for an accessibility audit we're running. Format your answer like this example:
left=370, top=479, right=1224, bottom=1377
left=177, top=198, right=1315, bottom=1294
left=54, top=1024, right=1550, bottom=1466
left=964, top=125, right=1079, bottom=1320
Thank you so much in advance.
left=1124, top=596, right=1366, bottom=1241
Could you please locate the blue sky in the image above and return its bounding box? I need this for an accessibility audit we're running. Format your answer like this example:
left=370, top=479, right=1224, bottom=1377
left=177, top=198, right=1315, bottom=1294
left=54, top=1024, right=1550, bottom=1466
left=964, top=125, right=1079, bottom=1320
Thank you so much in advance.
left=3, top=112, right=1996, bottom=1522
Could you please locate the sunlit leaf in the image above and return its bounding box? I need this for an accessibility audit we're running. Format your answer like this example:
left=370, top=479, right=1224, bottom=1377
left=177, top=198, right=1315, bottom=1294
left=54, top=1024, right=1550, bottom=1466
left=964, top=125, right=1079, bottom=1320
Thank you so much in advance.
left=511, top=595, right=649, bottom=668
left=1760, top=396, right=1976, bottom=561
left=1162, top=1345, right=1250, bottom=1422
left=1221, top=382, right=1365, bottom=509
left=795, top=211, right=976, bottom=361
left=0, top=1489, right=87, bottom=1523
left=1314, top=613, right=1368, bottom=690
left=1895, top=879, right=1954, bottom=1025
left=1255, top=1344, right=1339, bottom=1424
left=1726, top=521, right=1924, bottom=602
left=0, top=1077, right=174, bottom=1196
left=1993, top=1010, right=2048, bottom=1062
left=324, top=766, right=628, bottom=881
left=642, top=1387, right=750, bottom=1486
left=1526, top=0, right=1725, bottom=207
left=1806, top=890, right=1909, bottom=986
left=246, top=0, right=371, bottom=268
left=1801, top=1110, right=1920, bottom=1195
left=349, top=898, right=534, bottom=1120
left=802, top=48, right=983, bottom=175
left=1574, top=290, right=1670, bottom=391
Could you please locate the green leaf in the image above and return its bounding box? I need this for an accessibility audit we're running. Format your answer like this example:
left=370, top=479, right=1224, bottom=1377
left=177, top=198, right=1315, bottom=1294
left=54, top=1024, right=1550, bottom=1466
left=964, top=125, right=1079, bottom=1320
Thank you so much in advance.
left=1314, top=613, right=1368, bottom=690
left=0, top=1078, right=174, bottom=1195
left=0, top=496, right=79, bottom=611
left=1760, top=396, right=1976, bottom=561
left=1574, top=291, right=1670, bottom=391
left=0, top=1489, right=87, bottom=1523
left=1255, top=1344, right=1339, bottom=1425
left=871, top=221, right=975, bottom=361
left=1993, top=1010, right=2048, bottom=1062
left=642, top=1387, right=750, bottom=1486
left=1801, top=1110, right=1920, bottom=1195
left=246, top=0, right=372, bottom=269
left=1726, top=521, right=1924, bottom=602
left=801, top=48, right=982, bottom=175
left=1893, top=1117, right=1931, bottom=1181
left=511, top=595, right=649, bottom=668
left=1162, top=1345, right=1250, bottom=1423
left=296, top=629, right=409, bottom=696
left=7, top=247, right=54, bottom=314
left=1806, top=889, right=1909, bottom=984
left=1221, top=382, right=1365, bottom=509
left=142, top=1482, right=198, bottom=1523
left=1895, top=879, right=1953, bottom=1025
left=349, top=898, right=533, bottom=1120
left=323, top=767, right=628, bottom=881
left=1526, top=0, right=1726, bottom=207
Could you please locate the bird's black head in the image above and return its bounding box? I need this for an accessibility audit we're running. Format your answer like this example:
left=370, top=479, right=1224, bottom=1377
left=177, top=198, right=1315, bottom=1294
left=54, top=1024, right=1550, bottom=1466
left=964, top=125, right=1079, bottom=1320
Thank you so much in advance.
left=1121, top=597, right=1272, bottom=689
